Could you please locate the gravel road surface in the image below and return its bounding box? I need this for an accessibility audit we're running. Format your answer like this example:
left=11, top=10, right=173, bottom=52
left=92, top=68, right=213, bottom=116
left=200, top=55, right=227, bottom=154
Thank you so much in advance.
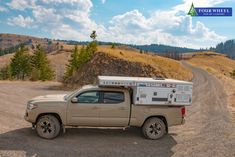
left=0, top=63, right=234, bottom=157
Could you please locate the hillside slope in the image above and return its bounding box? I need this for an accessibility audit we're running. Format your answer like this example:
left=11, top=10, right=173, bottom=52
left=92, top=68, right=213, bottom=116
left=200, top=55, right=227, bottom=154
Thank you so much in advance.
left=0, top=45, right=192, bottom=83
left=64, top=46, right=192, bottom=88
left=0, top=33, right=65, bottom=55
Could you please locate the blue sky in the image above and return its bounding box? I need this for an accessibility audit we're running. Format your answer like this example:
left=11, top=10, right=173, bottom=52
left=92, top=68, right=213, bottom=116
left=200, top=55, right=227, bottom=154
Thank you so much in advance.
left=0, top=0, right=234, bottom=48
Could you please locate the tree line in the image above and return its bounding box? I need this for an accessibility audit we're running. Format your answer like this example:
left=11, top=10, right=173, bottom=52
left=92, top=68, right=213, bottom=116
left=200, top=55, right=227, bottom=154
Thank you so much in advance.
left=0, top=31, right=98, bottom=81
left=211, top=39, right=235, bottom=59
left=64, top=30, right=97, bottom=80
left=0, top=45, right=54, bottom=80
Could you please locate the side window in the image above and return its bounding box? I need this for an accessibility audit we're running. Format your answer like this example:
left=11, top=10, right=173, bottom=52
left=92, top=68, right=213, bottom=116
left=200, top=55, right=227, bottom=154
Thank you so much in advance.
left=77, top=91, right=99, bottom=103
left=103, top=92, right=124, bottom=103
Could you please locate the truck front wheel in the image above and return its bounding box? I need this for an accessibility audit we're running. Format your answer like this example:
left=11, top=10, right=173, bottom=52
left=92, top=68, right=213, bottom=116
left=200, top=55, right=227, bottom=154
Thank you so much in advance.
left=36, top=115, right=61, bottom=139
left=142, top=117, right=166, bottom=140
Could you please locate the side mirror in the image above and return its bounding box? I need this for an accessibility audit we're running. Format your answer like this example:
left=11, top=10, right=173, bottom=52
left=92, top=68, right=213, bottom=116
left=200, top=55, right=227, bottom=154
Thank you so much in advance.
left=71, top=97, right=78, bottom=103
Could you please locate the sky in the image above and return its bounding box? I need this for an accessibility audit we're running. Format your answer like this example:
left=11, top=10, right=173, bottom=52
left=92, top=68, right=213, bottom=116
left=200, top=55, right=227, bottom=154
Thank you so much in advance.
left=0, top=0, right=234, bottom=49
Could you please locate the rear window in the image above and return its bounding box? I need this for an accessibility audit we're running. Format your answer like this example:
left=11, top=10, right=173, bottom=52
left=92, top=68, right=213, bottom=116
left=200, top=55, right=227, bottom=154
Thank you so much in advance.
left=103, top=92, right=124, bottom=103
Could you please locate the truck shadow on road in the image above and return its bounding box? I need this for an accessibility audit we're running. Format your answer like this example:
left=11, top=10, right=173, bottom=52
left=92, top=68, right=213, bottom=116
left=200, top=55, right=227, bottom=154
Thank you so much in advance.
left=0, top=127, right=177, bottom=157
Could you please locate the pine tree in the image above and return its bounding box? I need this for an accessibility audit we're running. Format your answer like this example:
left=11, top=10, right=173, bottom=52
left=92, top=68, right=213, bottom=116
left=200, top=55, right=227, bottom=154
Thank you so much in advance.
left=64, top=45, right=80, bottom=79
left=90, top=30, right=97, bottom=41
left=64, top=31, right=99, bottom=80
left=10, top=45, right=31, bottom=80
left=87, top=30, right=97, bottom=54
left=31, top=45, right=54, bottom=81
left=230, top=70, right=235, bottom=78
left=0, top=65, right=11, bottom=80
left=111, top=43, right=116, bottom=49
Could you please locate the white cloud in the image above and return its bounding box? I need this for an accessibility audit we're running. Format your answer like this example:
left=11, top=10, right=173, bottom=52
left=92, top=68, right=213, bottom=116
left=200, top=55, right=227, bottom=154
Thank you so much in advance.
left=7, top=0, right=35, bottom=10
left=4, top=0, right=228, bottom=48
left=41, top=0, right=93, bottom=11
left=109, top=10, right=150, bottom=34
left=33, top=7, right=61, bottom=27
left=0, top=6, right=8, bottom=12
left=106, top=7, right=226, bottom=48
left=101, top=0, right=106, bottom=4
left=51, top=24, right=88, bottom=40
left=7, top=15, right=34, bottom=28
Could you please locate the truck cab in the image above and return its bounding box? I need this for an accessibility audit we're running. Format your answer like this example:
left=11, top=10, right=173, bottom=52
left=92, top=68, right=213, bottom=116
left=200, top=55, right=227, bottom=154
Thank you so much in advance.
left=66, top=85, right=131, bottom=127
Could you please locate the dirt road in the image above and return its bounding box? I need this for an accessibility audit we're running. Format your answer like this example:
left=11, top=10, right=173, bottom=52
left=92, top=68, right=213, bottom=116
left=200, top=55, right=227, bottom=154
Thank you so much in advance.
left=0, top=64, right=235, bottom=157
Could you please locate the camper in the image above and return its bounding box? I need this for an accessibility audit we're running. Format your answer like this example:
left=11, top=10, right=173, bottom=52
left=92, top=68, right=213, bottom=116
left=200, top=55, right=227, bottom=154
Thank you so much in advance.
left=25, top=76, right=193, bottom=140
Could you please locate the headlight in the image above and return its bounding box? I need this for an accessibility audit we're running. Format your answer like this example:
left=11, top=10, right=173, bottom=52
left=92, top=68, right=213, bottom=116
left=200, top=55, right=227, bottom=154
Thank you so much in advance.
left=27, top=103, right=38, bottom=110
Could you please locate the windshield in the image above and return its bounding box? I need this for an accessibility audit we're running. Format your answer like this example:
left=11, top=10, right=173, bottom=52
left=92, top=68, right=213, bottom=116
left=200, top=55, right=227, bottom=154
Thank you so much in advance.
left=64, top=89, right=79, bottom=100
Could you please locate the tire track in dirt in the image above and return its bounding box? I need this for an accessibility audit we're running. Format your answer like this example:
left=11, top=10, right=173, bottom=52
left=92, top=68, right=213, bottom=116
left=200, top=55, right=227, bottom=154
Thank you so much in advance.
left=171, top=62, right=235, bottom=157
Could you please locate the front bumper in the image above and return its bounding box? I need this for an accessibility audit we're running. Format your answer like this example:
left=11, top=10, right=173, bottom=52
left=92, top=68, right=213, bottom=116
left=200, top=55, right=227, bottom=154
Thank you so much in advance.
left=24, top=110, right=36, bottom=123
left=24, top=111, right=30, bottom=122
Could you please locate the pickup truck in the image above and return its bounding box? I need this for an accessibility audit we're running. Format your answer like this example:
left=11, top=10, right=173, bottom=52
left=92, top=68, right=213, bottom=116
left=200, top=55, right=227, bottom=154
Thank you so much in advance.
left=25, top=85, right=186, bottom=140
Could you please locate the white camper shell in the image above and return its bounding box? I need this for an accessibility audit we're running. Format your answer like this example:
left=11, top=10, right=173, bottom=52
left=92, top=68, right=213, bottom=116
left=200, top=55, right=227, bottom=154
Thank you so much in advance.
left=98, top=76, right=193, bottom=106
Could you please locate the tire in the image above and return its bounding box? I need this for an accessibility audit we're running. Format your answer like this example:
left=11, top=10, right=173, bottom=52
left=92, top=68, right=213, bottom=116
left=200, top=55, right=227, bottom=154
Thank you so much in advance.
left=36, top=115, right=61, bottom=139
left=142, top=117, right=166, bottom=140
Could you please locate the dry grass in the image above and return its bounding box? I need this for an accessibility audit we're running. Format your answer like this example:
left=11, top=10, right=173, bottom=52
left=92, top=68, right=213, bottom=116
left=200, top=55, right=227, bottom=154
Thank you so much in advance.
left=187, top=51, right=235, bottom=110
left=0, top=45, right=193, bottom=81
left=98, top=46, right=193, bottom=81
left=0, top=54, right=14, bottom=68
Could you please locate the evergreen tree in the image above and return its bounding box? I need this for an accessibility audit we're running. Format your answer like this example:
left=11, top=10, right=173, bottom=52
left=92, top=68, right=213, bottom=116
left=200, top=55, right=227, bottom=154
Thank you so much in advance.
left=111, top=43, right=116, bottom=49
left=64, top=31, right=98, bottom=80
left=10, top=45, right=31, bottom=80
left=0, top=65, right=11, bottom=80
left=90, top=30, right=97, bottom=41
left=79, top=45, right=90, bottom=63
left=31, top=45, right=54, bottom=81
left=230, top=70, right=235, bottom=78
left=87, top=30, right=98, bottom=54
left=64, top=45, right=80, bottom=79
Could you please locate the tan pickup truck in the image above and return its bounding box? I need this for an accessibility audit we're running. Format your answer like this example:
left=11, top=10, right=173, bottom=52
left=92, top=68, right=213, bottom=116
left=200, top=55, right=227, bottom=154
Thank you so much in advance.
left=25, top=85, right=187, bottom=140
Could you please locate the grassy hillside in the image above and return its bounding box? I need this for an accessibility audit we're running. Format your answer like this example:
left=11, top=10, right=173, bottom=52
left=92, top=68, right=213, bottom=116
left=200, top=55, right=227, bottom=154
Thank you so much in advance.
left=64, top=46, right=193, bottom=88
left=99, top=46, right=192, bottom=80
left=188, top=52, right=235, bottom=77
left=187, top=51, right=235, bottom=110
left=0, top=44, right=193, bottom=83
left=0, top=33, right=65, bottom=56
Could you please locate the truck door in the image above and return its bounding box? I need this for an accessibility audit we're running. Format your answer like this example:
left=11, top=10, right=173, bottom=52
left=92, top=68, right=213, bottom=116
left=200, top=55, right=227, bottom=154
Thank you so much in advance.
left=67, top=91, right=101, bottom=126
left=99, top=91, right=130, bottom=127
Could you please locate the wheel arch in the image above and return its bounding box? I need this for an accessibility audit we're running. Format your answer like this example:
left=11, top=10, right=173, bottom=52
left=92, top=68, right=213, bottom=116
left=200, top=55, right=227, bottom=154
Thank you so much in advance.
left=142, top=115, right=168, bottom=133
left=35, top=112, right=63, bottom=125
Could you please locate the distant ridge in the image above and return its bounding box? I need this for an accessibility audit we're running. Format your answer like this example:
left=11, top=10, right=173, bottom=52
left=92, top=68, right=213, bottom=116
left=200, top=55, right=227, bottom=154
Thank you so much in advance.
left=58, top=40, right=199, bottom=54
left=0, top=33, right=200, bottom=55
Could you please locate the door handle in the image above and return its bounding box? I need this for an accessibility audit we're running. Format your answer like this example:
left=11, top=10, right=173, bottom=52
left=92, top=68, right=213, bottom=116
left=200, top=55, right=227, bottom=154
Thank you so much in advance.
left=119, top=107, right=125, bottom=110
left=92, top=106, right=99, bottom=109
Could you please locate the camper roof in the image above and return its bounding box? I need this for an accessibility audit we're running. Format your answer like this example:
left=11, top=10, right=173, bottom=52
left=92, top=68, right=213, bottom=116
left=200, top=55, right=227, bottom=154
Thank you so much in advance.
left=98, top=76, right=192, bottom=87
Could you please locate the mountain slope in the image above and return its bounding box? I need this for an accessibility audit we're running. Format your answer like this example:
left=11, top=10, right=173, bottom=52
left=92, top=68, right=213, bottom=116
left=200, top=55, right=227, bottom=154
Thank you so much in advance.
left=64, top=46, right=193, bottom=88
left=0, top=33, right=64, bottom=56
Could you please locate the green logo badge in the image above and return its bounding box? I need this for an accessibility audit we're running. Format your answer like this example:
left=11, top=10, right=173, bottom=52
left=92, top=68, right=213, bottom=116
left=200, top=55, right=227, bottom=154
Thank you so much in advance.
left=188, top=3, right=198, bottom=16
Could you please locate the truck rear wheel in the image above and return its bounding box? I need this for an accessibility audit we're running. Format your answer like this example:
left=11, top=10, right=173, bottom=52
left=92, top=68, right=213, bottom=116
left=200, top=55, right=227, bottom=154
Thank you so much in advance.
left=142, top=117, right=166, bottom=140
left=36, top=115, right=61, bottom=139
